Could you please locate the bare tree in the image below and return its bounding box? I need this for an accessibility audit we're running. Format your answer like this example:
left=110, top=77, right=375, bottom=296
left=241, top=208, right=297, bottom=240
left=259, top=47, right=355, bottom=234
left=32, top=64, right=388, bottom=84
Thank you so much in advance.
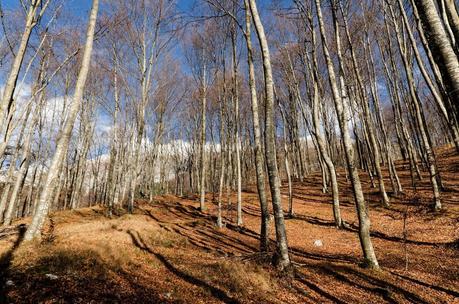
left=24, top=0, right=99, bottom=241
left=248, top=0, right=291, bottom=271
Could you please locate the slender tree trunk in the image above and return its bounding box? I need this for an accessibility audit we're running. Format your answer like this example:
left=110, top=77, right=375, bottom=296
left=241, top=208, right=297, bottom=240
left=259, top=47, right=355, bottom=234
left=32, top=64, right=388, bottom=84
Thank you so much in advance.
left=397, top=0, right=459, bottom=151
left=200, top=61, right=207, bottom=211
left=412, top=0, right=459, bottom=117
left=217, top=97, right=225, bottom=228
left=243, top=1, right=270, bottom=251
left=443, top=0, right=459, bottom=44
left=308, top=30, right=342, bottom=227
left=337, top=4, right=389, bottom=207
left=249, top=0, right=291, bottom=270
left=280, top=108, right=293, bottom=218
left=24, top=0, right=99, bottom=241
left=231, top=27, right=243, bottom=226
left=0, top=1, right=43, bottom=131
left=315, top=0, right=379, bottom=268
left=387, top=5, right=442, bottom=210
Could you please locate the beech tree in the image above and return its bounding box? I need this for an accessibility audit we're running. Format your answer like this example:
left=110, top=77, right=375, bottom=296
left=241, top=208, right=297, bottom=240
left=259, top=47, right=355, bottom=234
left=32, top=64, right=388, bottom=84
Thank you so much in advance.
left=248, top=0, right=291, bottom=271
left=24, top=0, right=99, bottom=240
left=0, top=0, right=457, bottom=277
left=314, top=0, right=379, bottom=268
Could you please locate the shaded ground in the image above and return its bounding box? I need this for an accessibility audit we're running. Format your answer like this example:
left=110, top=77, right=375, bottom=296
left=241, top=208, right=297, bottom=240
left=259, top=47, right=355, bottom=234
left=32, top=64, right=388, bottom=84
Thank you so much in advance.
left=0, top=147, right=458, bottom=303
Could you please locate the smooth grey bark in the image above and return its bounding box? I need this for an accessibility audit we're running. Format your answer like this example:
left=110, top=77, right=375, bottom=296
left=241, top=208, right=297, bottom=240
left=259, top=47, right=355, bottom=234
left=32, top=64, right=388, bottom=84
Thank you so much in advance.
left=0, top=120, right=28, bottom=223
left=217, top=95, right=225, bottom=229
left=0, top=0, right=45, bottom=129
left=358, top=26, right=402, bottom=195
left=443, top=0, right=459, bottom=44
left=294, top=2, right=343, bottom=227
left=249, top=0, right=291, bottom=270
left=106, top=46, right=121, bottom=216
left=308, top=37, right=342, bottom=227
left=3, top=117, right=35, bottom=226
left=2, top=75, right=44, bottom=225
left=231, top=26, right=243, bottom=226
left=243, top=0, right=270, bottom=251
left=280, top=106, right=293, bottom=218
left=412, top=0, right=459, bottom=117
left=336, top=4, right=389, bottom=207
left=387, top=4, right=442, bottom=211
left=24, top=0, right=99, bottom=241
left=315, top=0, right=379, bottom=268
left=397, top=0, right=459, bottom=151
left=200, top=61, right=207, bottom=211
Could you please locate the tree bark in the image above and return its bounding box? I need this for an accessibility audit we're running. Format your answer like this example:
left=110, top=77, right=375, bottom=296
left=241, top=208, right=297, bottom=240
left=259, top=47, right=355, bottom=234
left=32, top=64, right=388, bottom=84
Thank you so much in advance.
left=249, top=0, right=291, bottom=270
left=24, top=0, right=99, bottom=241
left=243, top=0, right=270, bottom=251
left=315, top=0, right=379, bottom=268
left=413, top=0, right=459, bottom=117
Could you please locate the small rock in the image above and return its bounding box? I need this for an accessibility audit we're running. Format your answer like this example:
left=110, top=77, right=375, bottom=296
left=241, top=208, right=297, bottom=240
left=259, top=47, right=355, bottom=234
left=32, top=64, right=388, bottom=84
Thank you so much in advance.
left=163, top=292, right=172, bottom=299
left=5, top=280, right=14, bottom=287
left=45, top=274, right=59, bottom=280
left=313, top=240, right=323, bottom=247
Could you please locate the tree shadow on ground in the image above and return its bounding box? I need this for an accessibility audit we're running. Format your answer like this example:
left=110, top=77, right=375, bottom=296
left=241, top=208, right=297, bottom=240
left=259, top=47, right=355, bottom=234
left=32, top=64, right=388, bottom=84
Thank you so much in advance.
left=146, top=199, right=459, bottom=303
left=0, top=224, right=26, bottom=302
left=1, top=245, right=173, bottom=303
left=127, top=229, right=240, bottom=304
left=293, top=260, right=456, bottom=304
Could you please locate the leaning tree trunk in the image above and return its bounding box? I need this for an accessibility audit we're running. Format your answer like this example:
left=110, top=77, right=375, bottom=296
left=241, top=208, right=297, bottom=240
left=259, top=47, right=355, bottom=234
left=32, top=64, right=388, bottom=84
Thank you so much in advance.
left=24, top=0, right=99, bottom=241
left=412, top=0, right=459, bottom=117
left=397, top=0, right=459, bottom=151
left=305, top=16, right=343, bottom=227
left=0, top=0, right=43, bottom=134
left=387, top=5, right=442, bottom=210
left=315, top=0, right=379, bottom=269
left=443, top=0, right=459, bottom=44
left=249, top=0, right=291, bottom=270
left=335, top=4, right=389, bottom=207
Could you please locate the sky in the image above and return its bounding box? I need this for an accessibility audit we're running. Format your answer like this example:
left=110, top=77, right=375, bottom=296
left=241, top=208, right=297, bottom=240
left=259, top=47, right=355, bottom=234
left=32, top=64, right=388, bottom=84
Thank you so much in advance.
left=1, top=0, right=219, bottom=15
left=0, top=0, right=278, bottom=131
left=1, top=0, right=275, bottom=16
left=2, top=0, right=92, bottom=9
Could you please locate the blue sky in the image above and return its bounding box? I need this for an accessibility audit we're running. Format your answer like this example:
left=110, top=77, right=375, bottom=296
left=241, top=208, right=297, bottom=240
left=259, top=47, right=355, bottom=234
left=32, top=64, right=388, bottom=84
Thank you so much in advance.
left=2, top=0, right=92, bottom=13
left=1, top=0, right=276, bottom=15
left=2, top=0, right=214, bottom=14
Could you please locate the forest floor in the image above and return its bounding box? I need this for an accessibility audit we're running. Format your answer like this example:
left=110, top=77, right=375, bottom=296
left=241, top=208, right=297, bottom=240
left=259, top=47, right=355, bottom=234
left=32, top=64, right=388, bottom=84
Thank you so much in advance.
left=0, top=147, right=458, bottom=303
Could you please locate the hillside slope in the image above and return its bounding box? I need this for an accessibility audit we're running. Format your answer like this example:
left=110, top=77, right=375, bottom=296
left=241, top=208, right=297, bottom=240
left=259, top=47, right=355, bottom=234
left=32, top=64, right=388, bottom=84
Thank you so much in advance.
left=0, top=148, right=458, bottom=303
